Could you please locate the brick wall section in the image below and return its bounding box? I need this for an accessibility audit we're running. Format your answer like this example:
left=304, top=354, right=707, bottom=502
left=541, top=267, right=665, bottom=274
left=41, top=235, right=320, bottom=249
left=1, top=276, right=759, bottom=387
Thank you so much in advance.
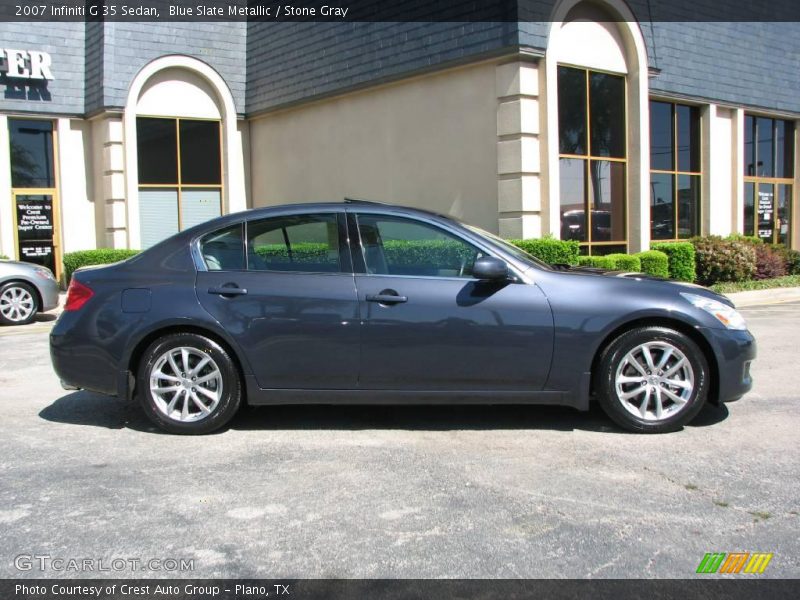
left=245, top=21, right=518, bottom=114
left=84, top=22, right=104, bottom=114
left=0, top=22, right=85, bottom=115
left=648, top=22, right=800, bottom=113
left=100, top=22, right=247, bottom=114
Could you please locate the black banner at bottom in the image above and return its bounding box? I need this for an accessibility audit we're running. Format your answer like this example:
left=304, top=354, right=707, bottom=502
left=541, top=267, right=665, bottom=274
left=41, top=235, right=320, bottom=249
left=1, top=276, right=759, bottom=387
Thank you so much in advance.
left=4, top=579, right=800, bottom=600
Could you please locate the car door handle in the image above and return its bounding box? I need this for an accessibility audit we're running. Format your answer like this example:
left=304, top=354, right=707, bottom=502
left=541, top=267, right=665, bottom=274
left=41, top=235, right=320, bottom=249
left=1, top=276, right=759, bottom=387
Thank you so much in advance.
left=208, top=286, right=248, bottom=296
left=366, top=294, right=408, bottom=304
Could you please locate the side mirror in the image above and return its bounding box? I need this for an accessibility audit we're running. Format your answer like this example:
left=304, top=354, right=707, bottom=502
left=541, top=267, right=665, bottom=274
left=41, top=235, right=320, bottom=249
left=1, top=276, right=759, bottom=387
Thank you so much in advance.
left=472, top=256, right=509, bottom=281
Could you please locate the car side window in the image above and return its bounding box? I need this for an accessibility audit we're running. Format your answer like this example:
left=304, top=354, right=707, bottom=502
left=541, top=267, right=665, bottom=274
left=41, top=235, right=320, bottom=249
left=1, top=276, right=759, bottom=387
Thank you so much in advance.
left=247, top=213, right=342, bottom=273
left=199, top=223, right=245, bottom=271
left=355, top=214, right=483, bottom=278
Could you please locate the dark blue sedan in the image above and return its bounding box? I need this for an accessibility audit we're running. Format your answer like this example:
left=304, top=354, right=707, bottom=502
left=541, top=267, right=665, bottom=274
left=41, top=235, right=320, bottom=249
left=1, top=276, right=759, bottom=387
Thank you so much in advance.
left=50, top=200, right=756, bottom=434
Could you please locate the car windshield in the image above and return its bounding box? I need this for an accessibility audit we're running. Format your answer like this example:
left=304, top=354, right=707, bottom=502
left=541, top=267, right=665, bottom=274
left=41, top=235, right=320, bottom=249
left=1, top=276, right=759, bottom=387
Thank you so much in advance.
left=463, top=224, right=553, bottom=270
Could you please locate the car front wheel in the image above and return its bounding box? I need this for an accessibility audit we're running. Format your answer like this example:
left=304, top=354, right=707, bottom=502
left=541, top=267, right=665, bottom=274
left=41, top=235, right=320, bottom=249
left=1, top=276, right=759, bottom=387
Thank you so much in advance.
left=138, top=332, right=241, bottom=434
left=596, top=326, right=709, bottom=433
left=0, top=281, right=38, bottom=325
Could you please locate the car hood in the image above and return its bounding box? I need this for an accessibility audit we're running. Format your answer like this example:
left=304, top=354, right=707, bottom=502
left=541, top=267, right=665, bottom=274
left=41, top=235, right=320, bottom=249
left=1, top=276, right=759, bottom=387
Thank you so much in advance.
left=547, top=264, right=733, bottom=306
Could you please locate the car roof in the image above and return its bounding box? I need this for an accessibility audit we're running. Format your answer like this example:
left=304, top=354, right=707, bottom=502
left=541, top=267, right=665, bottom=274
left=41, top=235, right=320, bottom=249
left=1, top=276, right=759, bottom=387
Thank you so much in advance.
left=218, top=200, right=456, bottom=225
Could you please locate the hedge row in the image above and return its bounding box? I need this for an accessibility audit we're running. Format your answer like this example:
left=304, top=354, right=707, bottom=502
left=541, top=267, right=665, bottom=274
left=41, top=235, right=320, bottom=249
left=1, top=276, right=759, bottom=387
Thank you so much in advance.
left=508, top=238, right=580, bottom=266
left=575, top=251, right=669, bottom=277
left=650, top=242, right=696, bottom=282
left=63, top=249, right=140, bottom=281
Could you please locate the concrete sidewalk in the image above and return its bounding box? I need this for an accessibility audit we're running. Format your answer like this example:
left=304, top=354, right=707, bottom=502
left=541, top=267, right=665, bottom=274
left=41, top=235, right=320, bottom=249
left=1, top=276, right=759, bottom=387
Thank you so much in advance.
left=724, top=286, right=800, bottom=307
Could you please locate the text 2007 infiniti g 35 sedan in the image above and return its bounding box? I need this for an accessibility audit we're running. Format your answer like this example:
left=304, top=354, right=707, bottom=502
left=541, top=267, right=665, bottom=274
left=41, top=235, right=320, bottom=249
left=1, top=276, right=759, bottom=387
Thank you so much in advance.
left=50, top=200, right=756, bottom=434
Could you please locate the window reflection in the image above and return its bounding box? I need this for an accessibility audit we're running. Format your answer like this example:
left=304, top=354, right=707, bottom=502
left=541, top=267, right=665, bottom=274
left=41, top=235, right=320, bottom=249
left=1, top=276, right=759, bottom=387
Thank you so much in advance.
left=560, top=158, right=586, bottom=242
left=648, top=101, right=701, bottom=240
left=650, top=101, right=673, bottom=171
left=558, top=67, right=626, bottom=252
left=590, top=72, right=625, bottom=158
left=677, top=174, right=700, bottom=239
left=557, top=67, right=587, bottom=155
left=591, top=161, right=625, bottom=242
left=8, top=119, right=55, bottom=188
left=650, top=173, right=674, bottom=240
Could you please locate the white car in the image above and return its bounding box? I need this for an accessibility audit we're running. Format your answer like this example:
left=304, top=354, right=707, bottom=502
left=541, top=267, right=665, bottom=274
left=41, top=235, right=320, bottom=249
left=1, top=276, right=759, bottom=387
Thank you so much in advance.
left=0, top=260, right=59, bottom=325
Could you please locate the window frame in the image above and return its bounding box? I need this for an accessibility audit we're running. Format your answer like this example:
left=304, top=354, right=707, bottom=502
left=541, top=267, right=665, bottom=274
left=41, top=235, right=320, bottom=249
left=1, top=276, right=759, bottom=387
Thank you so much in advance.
left=242, top=212, right=351, bottom=275
left=743, top=114, right=794, bottom=245
left=557, top=64, right=629, bottom=255
left=137, top=115, right=224, bottom=233
left=348, top=211, right=514, bottom=281
left=648, top=99, right=703, bottom=241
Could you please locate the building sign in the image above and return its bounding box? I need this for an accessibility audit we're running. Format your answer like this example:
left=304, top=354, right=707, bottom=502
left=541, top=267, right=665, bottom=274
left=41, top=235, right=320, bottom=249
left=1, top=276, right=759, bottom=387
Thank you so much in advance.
left=757, top=189, right=774, bottom=240
left=0, top=49, right=54, bottom=80
left=16, top=195, right=56, bottom=272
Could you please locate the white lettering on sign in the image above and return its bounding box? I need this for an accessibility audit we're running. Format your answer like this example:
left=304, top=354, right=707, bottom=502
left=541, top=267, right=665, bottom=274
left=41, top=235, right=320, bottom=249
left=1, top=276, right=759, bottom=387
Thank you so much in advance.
left=0, top=49, right=54, bottom=80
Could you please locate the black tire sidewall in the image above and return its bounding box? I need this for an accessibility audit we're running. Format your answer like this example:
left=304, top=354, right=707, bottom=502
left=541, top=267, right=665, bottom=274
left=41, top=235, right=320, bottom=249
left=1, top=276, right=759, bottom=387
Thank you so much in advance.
left=597, top=327, right=709, bottom=433
left=137, top=333, right=241, bottom=434
left=0, top=281, right=38, bottom=326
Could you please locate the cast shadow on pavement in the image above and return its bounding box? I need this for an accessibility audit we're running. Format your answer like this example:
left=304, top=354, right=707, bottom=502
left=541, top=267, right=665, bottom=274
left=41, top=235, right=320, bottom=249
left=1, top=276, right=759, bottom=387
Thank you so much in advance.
left=40, top=390, right=730, bottom=435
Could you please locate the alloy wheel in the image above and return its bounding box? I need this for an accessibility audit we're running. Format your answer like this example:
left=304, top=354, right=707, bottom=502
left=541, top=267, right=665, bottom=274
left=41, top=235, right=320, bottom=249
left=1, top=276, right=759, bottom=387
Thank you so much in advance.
left=614, top=341, right=695, bottom=421
left=149, top=346, right=223, bottom=422
left=0, top=286, right=35, bottom=322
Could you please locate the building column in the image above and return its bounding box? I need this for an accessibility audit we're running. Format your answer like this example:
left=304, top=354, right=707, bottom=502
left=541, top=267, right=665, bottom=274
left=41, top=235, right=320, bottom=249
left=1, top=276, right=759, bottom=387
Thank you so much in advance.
left=0, top=115, right=14, bottom=259
left=96, top=116, right=128, bottom=248
left=793, top=120, right=800, bottom=250
left=703, top=104, right=736, bottom=236
left=731, top=108, right=746, bottom=234
left=495, top=60, right=542, bottom=239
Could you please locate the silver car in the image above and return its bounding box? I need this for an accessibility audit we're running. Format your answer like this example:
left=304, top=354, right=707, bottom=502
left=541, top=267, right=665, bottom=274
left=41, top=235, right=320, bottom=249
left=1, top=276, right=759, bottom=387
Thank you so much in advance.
left=0, top=260, right=59, bottom=325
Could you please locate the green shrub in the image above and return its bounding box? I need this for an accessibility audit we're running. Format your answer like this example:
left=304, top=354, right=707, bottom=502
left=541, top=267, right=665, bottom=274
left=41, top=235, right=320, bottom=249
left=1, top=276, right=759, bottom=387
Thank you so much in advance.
left=690, top=236, right=756, bottom=285
left=605, top=253, right=641, bottom=272
left=508, top=238, right=581, bottom=265
left=634, top=250, right=670, bottom=278
left=725, top=233, right=763, bottom=245
left=576, top=255, right=617, bottom=269
left=253, top=243, right=331, bottom=264
left=63, top=249, right=140, bottom=282
left=651, top=242, right=696, bottom=282
left=0, top=255, right=8, bottom=260
left=766, top=244, right=800, bottom=275
left=382, top=240, right=474, bottom=267
left=754, top=244, right=787, bottom=280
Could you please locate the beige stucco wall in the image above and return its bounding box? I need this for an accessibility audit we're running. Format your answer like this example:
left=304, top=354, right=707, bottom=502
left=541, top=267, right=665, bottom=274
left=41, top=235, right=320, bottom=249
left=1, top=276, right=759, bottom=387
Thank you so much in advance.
left=248, top=61, right=500, bottom=232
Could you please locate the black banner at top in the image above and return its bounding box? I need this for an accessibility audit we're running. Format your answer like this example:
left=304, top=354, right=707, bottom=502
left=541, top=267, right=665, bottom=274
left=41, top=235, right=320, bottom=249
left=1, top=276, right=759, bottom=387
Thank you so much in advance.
left=0, top=0, right=799, bottom=22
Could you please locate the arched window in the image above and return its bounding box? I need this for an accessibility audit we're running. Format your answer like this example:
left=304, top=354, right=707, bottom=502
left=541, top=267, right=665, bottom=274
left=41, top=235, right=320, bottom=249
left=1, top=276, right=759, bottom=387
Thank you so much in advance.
left=135, top=68, right=223, bottom=249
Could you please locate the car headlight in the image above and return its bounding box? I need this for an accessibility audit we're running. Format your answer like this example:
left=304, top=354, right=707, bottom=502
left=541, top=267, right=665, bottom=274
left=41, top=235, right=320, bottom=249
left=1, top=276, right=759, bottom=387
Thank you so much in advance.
left=34, top=267, right=55, bottom=281
left=680, top=292, right=747, bottom=330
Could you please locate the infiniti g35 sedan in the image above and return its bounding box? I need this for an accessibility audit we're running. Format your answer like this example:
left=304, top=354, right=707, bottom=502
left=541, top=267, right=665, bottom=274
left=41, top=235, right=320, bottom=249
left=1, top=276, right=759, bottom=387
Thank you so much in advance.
left=50, top=200, right=756, bottom=434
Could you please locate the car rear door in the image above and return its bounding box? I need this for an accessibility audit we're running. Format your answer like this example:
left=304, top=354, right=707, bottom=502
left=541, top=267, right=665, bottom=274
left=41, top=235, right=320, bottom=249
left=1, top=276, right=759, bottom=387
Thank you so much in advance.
left=347, top=211, right=553, bottom=392
left=195, top=211, right=360, bottom=390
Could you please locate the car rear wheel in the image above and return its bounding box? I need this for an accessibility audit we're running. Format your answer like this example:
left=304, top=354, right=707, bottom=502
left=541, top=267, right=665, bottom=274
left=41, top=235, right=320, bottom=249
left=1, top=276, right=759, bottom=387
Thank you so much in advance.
left=0, top=281, right=38, bottom=326
left=138, top=332, right=241, bottom=434
left=596, top=326, right=709, bottom=433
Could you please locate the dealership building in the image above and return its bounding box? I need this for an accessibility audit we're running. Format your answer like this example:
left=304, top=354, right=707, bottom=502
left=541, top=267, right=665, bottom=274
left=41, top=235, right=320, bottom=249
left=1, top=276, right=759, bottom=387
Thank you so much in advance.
left=0, top=2, right=798, bottom=279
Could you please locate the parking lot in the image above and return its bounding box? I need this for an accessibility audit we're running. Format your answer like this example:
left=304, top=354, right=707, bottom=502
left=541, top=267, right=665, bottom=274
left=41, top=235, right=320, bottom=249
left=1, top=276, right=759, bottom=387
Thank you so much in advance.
left=1, top=301, right=798, bottom=578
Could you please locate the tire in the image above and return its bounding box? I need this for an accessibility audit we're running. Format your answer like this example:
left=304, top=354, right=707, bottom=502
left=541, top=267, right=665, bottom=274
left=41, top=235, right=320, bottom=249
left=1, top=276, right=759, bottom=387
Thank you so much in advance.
left=137, top=332, right=241, bottom=434
left=0, top=281, right=38, bottom=326
left=595, top=326, right=710, bottom=433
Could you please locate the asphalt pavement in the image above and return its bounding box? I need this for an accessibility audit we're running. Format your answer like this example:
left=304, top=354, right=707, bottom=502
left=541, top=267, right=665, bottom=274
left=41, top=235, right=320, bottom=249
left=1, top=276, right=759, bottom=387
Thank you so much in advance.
left=0, top=302, right=797, bottom=578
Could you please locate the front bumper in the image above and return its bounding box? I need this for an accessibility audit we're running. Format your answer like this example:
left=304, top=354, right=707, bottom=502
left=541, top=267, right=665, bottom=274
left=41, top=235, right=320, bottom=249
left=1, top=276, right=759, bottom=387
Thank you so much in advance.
left=700, top=327, right=757, bottom=403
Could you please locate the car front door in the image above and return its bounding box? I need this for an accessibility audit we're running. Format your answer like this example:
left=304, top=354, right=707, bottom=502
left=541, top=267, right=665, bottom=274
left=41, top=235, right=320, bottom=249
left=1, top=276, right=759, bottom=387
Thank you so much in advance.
left=349, top=211, right=553, bottom=392
left=195, top=212, right=360, bottom=389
